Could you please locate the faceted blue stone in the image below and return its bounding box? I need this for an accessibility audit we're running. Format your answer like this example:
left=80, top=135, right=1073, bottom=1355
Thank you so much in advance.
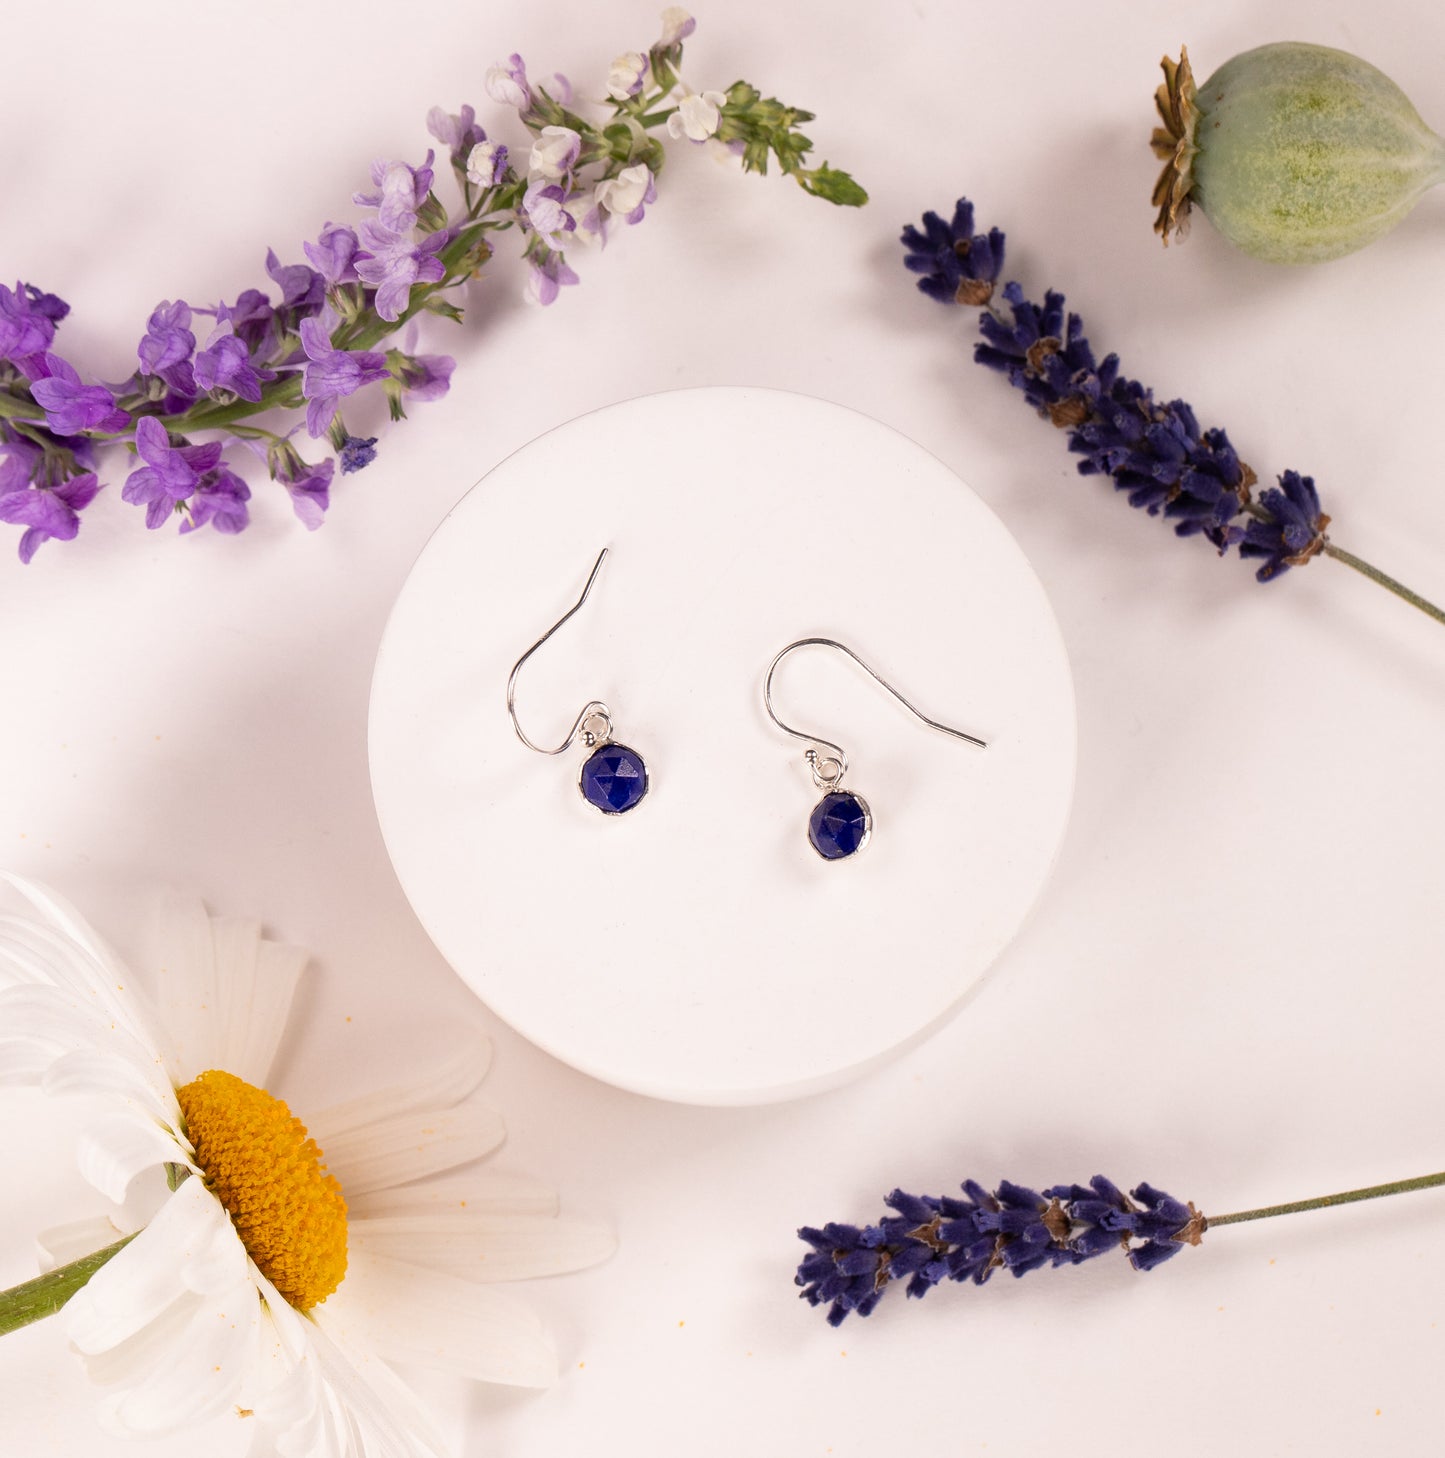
left=579, top=741, right=649, bottom=814
left=807, top=791, right=871, bottom=860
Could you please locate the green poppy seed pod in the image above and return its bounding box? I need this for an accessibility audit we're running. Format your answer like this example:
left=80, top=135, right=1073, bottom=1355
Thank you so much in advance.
left=1152, top=42, right=1445, bottom=263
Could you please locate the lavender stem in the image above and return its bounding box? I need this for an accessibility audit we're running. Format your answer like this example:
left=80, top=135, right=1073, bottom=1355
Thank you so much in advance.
left=1209, top=1170, right=1445, bottom=1226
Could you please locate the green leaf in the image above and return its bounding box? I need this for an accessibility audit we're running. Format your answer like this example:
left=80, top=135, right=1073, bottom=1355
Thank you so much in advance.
left=798, top=164, right=869, bottom=207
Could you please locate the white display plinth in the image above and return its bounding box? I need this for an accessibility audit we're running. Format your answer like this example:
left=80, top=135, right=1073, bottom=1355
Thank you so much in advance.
left=369, top=387, right=1075, bottom=1104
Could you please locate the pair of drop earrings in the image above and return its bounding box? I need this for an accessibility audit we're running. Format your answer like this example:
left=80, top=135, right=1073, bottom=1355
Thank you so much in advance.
left=506, top=548, right=987, bottom=860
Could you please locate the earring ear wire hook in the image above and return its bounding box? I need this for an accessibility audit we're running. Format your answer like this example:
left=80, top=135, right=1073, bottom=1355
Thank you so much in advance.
left=763, top=636, right=987, bottom=788
left=507, top=547, right=614, bottom=755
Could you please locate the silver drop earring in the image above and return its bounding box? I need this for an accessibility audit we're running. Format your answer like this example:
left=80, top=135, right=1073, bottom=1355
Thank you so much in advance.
left=763, top=637, right=987, bottom=860
left=507, top=547, right=650, bottom=815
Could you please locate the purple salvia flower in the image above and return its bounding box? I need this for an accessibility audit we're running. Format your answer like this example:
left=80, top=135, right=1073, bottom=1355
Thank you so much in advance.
left=338, top=434, right=378, bottom=474
left=528, top=126, right=582, bottom=181
left=303, top=223, right=361, bottom=286
left=797, top=1175, right=1204, bottom=1326
left=279, top=455, right=335, bottom=529
left=606, top=51, right=649, bottom=101
left=354, top=153, right=436, bottom=234
left=120, top=415, right=223, bottom=529
left=222, top=289, right=276, bottom=355
left=193, top=321, right=270, bottom=404
left=137, top=300, right=196, bottom=375
left=265, top=250, right=324, bottom=314
left=28, top=354, right=130, bottom=435
left=427, top=104, right=486, bottom=174
left=0, top=440, right=40, bottom=495
left=396, top=352, right=455, bottom=404
left=297, top=315, right=389, bottom=438
left=521, top=180, right=576, bottom=245
left=525, top=246, right=579, bottom=306
left=353, top=229, right=448, bottom=323
left=0, top=469, right=101, bottom=561
left=657, top=7, right=696, bottom=47
left=485, top=53, right=533, bottom=113
left=594, top=164, right=656, bottom=227
left=181, top=465, right=251, bottom=535
left=0, top=281, right=63, bottom=362
left=0, top=470, right=101, bottom=563
left=466, top=140, right=508, bottom=189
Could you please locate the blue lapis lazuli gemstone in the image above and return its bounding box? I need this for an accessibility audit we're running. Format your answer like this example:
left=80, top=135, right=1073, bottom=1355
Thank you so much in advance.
left=807, top=790, right=871, bottom=860
left=579, top=742, right=649, bottom=815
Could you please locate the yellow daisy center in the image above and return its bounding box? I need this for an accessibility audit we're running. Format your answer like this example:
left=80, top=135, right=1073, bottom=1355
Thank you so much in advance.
left=176, top=1069, right=348, bottom=1311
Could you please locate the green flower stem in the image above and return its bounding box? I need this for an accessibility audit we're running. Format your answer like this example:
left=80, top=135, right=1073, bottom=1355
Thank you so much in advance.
left=0, top=392, right=39, bottom=423
left=1322, top=543, right=1445, bottom=627
left=1209, top=1170, right=1445, bottom=1227
left=0, top=1235, right=134, bottom=1338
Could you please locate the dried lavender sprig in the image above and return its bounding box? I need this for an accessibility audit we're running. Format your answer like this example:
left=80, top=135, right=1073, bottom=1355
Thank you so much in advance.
left=0, top=11, right=865, bottom=564
left=797, top=1169, right=1445, bottom=1326
left=797, top=1176, right=1203, bottom=1326
left=901, top=198, right=1445, bottom=629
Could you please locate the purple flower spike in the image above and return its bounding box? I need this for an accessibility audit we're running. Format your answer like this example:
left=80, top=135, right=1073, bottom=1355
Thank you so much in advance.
left=29, top=354, right=130, bottom=435
left=797, top=1175, right=1204, bottom=1325
left=303, top=223, right=361, bottom=286
left=194, top=322, right=270, bottom=403
left=120, top=415, right=223, bottom=528
left=182, top=466, right=251, bottom=535
left=526, top=247, right=579, bottom=306
left=0, top=441, right=40, bottom=495
left=485, top=53, right=533, bottom=113
left=280, top=455, right=335, bottom=530
left=427, top=104, right=486, bottom=173
left=137, top=300, right=196, bottom=375
left=354, top=153, right=436, bottom=234
left=223, top=289, right=276, bottom=355
left=265, top=250, right=324, bottom=314
left=0, top=281, right=63, bottom=362
left=0, top=471, right=101, bottom=562
left=353, top=230, right=448, bottom=323
left=297, top=316, right=389, bottom=438
left=399, top=352, right=455, bottom=403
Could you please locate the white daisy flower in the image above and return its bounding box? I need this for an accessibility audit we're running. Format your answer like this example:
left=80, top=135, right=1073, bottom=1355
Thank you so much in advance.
left=0, top=876, right=614, bottom=1456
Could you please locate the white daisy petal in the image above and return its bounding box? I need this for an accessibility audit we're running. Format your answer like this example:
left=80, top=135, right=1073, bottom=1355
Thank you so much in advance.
left=43, top=1047, right=179, bottom=1124
left=99, top=1274, right=262, bottom=1434
left=0, top=1035, right=57, bottom=1084
left=37, top=1215, right=127, bottom=1270
left=77, top=1111, right=193, bottom=1203
left=146, top=890, right=225, bottom=1083
left=306, top=1038, right=492, bottom=1143
left=328, top=1249, right=558, bottom=1388
left=255, top=1283, right=449, bottom=1458
left=62, top=1179, right=225, bottom=1354
left=318, top=1103, right=506, bottom=1196
left=345, top=1172, right=559, bottom=1220
left=212, top=919, right=309, bottom=1088
left=0, top=983, right=176, bottom=1110
left=351, top=1213, right=616, bottom=1282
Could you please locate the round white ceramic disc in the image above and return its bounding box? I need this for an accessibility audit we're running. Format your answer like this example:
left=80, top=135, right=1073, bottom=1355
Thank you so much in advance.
left=369, top=387, right=1075, bottom=1104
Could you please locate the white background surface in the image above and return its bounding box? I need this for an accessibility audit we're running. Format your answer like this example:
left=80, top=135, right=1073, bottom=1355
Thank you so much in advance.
left=2, top=2, right=1444, bottom=1455
left=369, top=387, right=1075, bottom=1103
